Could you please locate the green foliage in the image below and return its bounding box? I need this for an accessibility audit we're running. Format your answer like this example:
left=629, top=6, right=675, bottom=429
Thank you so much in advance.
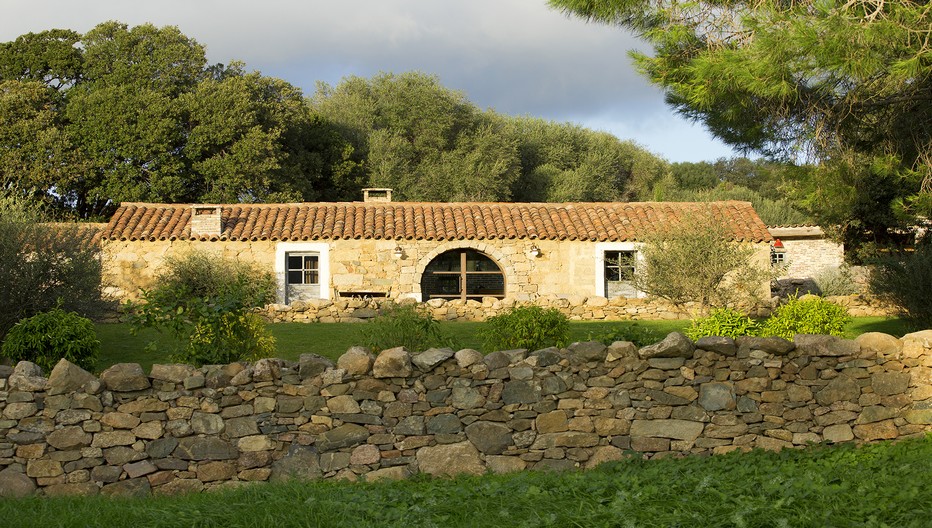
left=590, top=322, right=663, bottom=347
left=1, top=23, right=357, bottom=217
left=359, top=303, right=456, bottom=353
left=481, top=305, right=569, bottom=352
left=177, top=312, right=275, bottom=365
left=0, top=193, right=104, bottom=340
left=761, top=296, right=851, bottom=339
left=685, top=308, right=761, bottom=340
left=633, top=208, right=772, bottom=311
left=551, top=0, right=932, bottom=251
left=125, top=251, right=276, bottom=366
left=814, top=265, right=861, bottom=297
left=663, top=180, right=812, bottom=227
left=869, top=245, right=932, bottom=329
left=1, top=308, right=99, bottom=373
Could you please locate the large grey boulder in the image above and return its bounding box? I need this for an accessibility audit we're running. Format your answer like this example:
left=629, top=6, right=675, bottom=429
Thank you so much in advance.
left=372, top=347, right=412, bottom=378
left=47, top=359, right=97, bottom=395
left=412, top=348, right=455, bottom=372
left=638, top=332, right=695, bottom=359
left=416, top=442, right=484, bottom=477
left=9, top=361, right=47, bottom=391
left=337, top=347, right=374, bottom=376
left=100, top=363, right=150, bottom=392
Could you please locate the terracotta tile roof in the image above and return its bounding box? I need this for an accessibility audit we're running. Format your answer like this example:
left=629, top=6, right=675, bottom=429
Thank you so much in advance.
left=100, top=201, right=773, bottom=243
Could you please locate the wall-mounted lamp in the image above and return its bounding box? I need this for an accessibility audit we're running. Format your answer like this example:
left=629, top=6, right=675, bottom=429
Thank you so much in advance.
left=392, top=246, right=405, bottom=259
left=529, top=244, right=541, bottom=258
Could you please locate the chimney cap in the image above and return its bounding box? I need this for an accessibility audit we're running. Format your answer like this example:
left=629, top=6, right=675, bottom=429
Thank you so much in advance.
left=362, top=188, right=392, bottom=202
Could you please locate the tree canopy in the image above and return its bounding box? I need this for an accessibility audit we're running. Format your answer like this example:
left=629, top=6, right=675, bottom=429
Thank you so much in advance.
left=0, top=22, right=356, bottom=218
left=312, top=71, right=668, bottom=202
left=549, top=0, right=932, bottom=250
left=4, top=19, right=818, bottom=219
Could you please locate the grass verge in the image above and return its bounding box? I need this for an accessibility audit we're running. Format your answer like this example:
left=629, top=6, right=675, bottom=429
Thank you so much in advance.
left=2, top=435, right=931, bottom=527
left=95, top=317, right=908, bottom=373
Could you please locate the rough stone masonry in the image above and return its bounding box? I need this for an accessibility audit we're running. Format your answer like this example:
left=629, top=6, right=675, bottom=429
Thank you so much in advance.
left=1, top=329, right=931, bottom=497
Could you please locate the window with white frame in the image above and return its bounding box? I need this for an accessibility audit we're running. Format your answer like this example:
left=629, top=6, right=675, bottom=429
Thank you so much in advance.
left=595, top=242, right=643, bottom=299
left=287, top=253, right=319, bottom=286
left=275, top=242, right=330, bottom=304
left=603, top=250, right=637, bottom=298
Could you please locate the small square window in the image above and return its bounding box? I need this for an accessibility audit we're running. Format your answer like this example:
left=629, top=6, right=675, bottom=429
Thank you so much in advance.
left=287, top=253, right=319, bottom=285
left=605, top=250, right=636, bottom=281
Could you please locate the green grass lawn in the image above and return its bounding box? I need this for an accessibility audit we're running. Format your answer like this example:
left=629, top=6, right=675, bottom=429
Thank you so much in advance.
left=95, top=316, right=909, bottom=373
left=2, top=435, right=930, bottom=527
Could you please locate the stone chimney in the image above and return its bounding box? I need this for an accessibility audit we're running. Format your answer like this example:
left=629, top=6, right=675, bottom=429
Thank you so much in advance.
left=362, top=188, right=392, bottom=203
left=190, top=205, right=222, bottom=237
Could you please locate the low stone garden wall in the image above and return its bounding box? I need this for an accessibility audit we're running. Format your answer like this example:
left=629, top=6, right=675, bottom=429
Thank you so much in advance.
left=259, top=293, right=895, bottom=324
left=1, top=329, right=930, bottom=497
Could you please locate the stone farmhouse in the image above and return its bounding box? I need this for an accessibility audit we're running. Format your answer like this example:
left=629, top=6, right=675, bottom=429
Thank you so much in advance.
left=98, top=195, right=773, bottom=307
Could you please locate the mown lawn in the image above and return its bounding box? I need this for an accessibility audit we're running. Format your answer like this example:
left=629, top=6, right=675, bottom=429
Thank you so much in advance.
left=95, top=317, right=910, bottom=373
left=95, top=319, right=690, bottom=373
left=3, top=435, right=931, bottom=527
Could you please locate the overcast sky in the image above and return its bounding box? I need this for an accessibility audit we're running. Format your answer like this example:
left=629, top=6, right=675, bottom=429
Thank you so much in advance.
left=2, top=0, right=742, bottom=162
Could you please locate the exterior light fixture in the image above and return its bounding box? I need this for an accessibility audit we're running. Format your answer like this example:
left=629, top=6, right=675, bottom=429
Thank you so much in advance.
left=529, top=244, right=541, bottom=258
left=393, top=246, right=405, bottom=259
left=770, top=238, right=786, bottom=266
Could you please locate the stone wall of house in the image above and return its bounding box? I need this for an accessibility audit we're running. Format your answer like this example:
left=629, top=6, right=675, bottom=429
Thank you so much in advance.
left=777, top=237, right=845, bottom=281
left=101, top=239, right=771, bottom=307
left=2, top=330, right=931, bottom=497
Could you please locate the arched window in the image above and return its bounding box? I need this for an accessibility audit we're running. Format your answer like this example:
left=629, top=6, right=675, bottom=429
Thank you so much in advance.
left=421, top=249, right=505, bottom=301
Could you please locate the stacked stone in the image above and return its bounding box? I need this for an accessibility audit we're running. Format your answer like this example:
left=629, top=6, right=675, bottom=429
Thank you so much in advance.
left=1, top=329, right=930, bottom=497
left=261, top=295, right=894, bottom=324
left=260, top=296, right=693, bottom=324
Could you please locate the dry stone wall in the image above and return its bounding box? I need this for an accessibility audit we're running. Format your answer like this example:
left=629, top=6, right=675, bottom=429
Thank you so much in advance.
left=260, top=293, right=895, bottom=324
left=2, top=330, right=931, bottom=497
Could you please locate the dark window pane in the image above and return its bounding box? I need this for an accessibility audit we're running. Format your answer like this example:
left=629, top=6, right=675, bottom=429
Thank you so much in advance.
left=287, top=270, right=302, bottom=284
left=288, top=256, right=302, bottom=270
left=606, top=267, right=621, bottom=281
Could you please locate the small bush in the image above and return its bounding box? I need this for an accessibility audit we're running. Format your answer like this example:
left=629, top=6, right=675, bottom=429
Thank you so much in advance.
left=591, top=322, right=663, bottom=347
left=814, top=265, right=860, bottom=296
left=481, top=305, right=569, bottom=352
left=760, top=296, right=851, bottom=339
left=869, top=245, right=932, bottom=329
left=360, top=304, right=456, bottom=353
left=0, top=194, right=105, bottom=340
left=685, top=308, right=761, bottom=340
left=125, top=251, right=277, bottom=366
left=1, top=308, right=99, bottom=372
left=175, top=312, right=275, bottom=365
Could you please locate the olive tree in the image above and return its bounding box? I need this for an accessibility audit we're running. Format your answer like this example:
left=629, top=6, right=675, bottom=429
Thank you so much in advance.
left=632, top=210, right=772, bottom=312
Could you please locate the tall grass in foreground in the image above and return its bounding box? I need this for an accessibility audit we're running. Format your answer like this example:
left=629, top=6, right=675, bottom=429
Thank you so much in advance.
left=4, top=435, right=931, bottom=528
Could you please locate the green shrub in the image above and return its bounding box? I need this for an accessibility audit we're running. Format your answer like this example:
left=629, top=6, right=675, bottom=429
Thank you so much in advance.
left=869, top=245, right=932, bottom=329
left=176, top=312, right=275, bottom=365
left=125, top=251, right=277, bottom=366
left=760, top=296, right=851, bottom=338
left=685, top=308, right=761, bottom=339
left=814, top=265, right=860, bottom=296
left=481, top=305, right=569, bottom=352
left=0, top=194, right=105, bottom=340
left=359, top=303, right=456, bottom=353
left=1, top=308, right=99, bottom=372
left=591, top=322, right=663, bottom=347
